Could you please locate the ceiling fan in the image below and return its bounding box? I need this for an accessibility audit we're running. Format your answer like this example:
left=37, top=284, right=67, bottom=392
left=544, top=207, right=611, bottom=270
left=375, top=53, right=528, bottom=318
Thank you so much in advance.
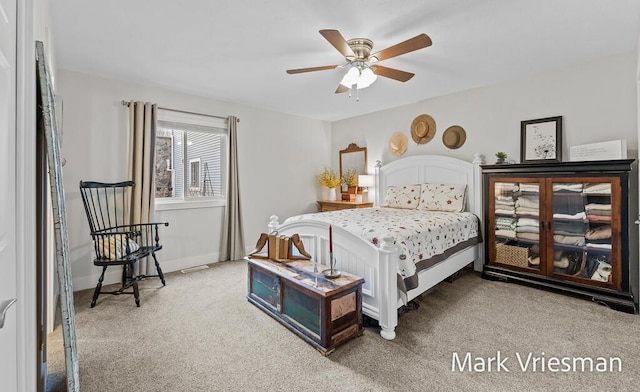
left=286, top=29, right=432, bottom=96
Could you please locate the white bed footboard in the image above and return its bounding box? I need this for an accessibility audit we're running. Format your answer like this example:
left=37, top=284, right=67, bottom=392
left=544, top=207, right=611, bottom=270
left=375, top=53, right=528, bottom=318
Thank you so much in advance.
left=272, top=154, right=484, bottom=340
left=273, top=218, right=400, bottom=340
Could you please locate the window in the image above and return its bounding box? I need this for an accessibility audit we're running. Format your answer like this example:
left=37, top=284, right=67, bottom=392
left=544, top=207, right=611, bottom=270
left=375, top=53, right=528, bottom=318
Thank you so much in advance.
left=155, top=110, right=228, bottom=209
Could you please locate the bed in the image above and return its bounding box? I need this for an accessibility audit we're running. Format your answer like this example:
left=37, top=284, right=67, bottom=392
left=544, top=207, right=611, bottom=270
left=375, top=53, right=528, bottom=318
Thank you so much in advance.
left=269, top=154, right=485, bottom=340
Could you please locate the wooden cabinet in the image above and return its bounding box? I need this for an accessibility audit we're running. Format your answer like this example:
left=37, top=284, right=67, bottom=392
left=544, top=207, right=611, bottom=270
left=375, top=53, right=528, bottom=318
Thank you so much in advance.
left=246, top=257, right=364, bottom=355
left=482, top=160, right=637, bottom=313
left=317, top=200, right=373, bottom=212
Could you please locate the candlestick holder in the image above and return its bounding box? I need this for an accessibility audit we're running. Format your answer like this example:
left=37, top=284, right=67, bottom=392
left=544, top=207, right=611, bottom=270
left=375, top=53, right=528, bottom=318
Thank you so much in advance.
left=322, top=251, right=341, bottom=279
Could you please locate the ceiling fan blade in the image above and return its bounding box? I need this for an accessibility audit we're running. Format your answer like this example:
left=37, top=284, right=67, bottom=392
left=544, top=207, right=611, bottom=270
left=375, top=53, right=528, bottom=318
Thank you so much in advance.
left=286, top=65, right=340, bottom=74
left=373, top=65, right=415, bottom=82
left=319, top=29, right=355, bottom=58
left=370, top=33, right=432, bottom=62
left=335, top=85, right=349, bottom=94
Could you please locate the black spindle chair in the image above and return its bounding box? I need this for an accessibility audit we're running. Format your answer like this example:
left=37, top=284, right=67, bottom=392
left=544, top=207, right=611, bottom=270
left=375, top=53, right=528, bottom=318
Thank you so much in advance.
left=79, top=180, right=168, bottom=307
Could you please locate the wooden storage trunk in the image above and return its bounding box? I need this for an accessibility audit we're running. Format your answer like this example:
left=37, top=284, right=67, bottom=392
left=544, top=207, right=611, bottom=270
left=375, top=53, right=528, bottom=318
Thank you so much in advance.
left=246, top=257, right=364, bottom=355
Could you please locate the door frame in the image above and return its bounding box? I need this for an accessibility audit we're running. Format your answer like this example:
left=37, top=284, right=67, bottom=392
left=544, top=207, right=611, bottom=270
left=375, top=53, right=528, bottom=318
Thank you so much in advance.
left=16, top=0, right=36, bottom=391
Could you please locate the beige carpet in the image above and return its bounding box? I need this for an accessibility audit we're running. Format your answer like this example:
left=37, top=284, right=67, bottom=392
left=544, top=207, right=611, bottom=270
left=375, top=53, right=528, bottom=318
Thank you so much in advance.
left=46, top=260, right=640, bottom=392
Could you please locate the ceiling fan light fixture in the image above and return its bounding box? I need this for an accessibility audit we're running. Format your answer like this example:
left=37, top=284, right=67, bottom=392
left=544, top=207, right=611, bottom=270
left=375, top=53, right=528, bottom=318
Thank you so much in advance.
left=339, top=64, right=377, bottom=90
left=339, top=66, right=360, bottom=88
left=286, top=29, right=432, bottom=96
left=357, top=67, right=377, bottom=89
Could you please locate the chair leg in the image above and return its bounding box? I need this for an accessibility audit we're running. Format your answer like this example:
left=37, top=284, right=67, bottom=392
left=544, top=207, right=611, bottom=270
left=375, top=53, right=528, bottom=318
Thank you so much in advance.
left=152, top=253, right=166, bottom=286
left=91, top=266, right=108, bottom=308
left=132, top=278, right=140, bottom=307
left=126, top=263, right=141, bottom=307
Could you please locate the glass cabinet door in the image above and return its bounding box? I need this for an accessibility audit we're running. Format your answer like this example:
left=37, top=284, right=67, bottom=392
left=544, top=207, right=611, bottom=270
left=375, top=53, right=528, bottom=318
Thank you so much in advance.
left=490, top=179, right=542, bottom=272
left=550, top=179, right=618, bottom=288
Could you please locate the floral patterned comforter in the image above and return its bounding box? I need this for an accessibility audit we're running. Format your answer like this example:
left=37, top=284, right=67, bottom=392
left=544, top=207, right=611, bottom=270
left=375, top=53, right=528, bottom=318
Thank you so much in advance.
left=284, top=207, right=480, bottom=289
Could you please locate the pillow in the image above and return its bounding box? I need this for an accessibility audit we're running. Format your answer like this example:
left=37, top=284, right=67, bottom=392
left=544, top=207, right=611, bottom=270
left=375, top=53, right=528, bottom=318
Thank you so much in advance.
left=383, top=185, right=421, bottom=209
left=95, top=234, right=140, bottom=260
left=417, top=183, right=467, bottom=212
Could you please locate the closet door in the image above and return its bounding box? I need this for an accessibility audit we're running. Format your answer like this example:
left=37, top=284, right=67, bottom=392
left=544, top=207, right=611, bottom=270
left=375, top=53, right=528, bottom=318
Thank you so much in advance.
left=488, top=177, right=546, bottom=274
left=548, top=177, right=621, bottom=291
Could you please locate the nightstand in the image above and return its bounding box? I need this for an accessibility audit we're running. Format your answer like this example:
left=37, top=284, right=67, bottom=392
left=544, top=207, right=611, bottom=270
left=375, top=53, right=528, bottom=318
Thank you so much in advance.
left=317, top=200, right=373, bottom=212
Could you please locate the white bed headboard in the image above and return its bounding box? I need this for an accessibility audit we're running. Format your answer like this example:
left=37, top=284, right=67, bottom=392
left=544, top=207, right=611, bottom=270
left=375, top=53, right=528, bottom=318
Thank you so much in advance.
left=374, top=154, right=485, bottom=218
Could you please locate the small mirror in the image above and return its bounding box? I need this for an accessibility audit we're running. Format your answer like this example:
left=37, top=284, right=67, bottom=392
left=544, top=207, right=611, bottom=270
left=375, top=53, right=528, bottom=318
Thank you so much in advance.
left=339, top=143, right=367, bottom=187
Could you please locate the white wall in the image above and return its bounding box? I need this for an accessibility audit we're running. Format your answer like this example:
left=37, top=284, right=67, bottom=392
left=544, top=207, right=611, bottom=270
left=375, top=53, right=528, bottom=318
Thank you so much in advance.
left=58, top=70, right=331, bottom=290
left=332, top=52, right=638, bottom=171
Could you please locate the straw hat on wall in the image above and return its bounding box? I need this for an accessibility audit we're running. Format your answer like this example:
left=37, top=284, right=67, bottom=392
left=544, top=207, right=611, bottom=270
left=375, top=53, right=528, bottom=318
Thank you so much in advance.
left=388, top=132, right=408, bottom=156
left=442, top=125, right=467, bottom=149
left=410, top=114, right=436, bottom=144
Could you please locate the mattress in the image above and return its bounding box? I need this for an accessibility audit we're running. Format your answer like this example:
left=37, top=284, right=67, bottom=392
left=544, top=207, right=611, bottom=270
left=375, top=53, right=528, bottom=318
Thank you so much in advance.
left=284, top=207, right=481, bottom=291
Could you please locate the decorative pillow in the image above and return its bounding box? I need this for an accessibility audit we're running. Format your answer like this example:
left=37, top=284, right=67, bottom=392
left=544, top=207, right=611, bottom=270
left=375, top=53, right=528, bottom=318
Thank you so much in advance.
left=417, top=184, right=467, bottom=212
left=95, top=234, right=140, bottom=260
left=383, top=185, right=421, bottom=209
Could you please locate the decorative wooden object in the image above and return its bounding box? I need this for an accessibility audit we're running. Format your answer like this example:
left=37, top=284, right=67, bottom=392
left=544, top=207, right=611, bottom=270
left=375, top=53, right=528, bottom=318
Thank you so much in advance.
left=482, top=160, right=637, bottom=313
left=317, top=200, right=373, bottom=212
left=247, top=257, right=364, bottom=355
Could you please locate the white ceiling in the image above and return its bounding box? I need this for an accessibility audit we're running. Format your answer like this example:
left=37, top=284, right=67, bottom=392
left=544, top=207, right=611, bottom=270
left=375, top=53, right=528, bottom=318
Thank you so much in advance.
left=51, top=0, right=640, bottom=122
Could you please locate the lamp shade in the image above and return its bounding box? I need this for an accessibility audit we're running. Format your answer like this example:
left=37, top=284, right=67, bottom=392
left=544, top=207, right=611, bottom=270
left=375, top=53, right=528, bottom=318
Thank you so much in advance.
left=358, top=174, right=374, bottom=187
left=357, top=67, right=377, bottom=89
left=340, top=66, right=359, bottom=88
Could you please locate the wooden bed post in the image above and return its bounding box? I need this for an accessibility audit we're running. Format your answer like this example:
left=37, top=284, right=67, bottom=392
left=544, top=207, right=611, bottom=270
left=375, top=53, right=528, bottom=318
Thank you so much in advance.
left=374, top=160, right=382, bottom=207
left=378, top=235, right=398, bottom=340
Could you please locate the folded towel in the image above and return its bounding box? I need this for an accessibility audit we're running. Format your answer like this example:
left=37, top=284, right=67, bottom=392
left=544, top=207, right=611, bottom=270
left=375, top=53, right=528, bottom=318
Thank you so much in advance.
left=495, top=229, right=516, bottom=238
left=553, top=235, right=585, bottom=246
left=517, top=218, right=539, bottom=227
left=519, top=184, right=539, bottom=193
left=516, top=225, right=539, bottom=234
left=495, top=183, right=519, bottom=192
left=553, top=211, right=586, bottom=220
left=553, top=184, right=583, bottom=192
left=517, top=232, right=539, bottom=241
left=585, top=209, right=611, bottom=216
left=584, top=203, right=611, bottom=211
left=554, top=221, right=587, bottom=235
left=587, top=215, right=612, bottom=223
left=515, top=196, right=539, bottom=209
left=586, top=243, right=612, bottom=250
left=584, top=183, right=611, bottom=194
left=585, top=225, right=611, bottom=240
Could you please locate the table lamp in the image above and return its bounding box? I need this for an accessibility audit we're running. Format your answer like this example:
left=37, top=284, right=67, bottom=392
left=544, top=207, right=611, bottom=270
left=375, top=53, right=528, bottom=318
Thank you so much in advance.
left=358, top=174, right=374, bottom=203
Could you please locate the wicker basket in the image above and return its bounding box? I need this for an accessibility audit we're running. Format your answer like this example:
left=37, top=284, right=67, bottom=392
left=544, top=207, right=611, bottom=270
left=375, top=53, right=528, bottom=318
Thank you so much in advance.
left=495, top=243, right=529, bottom=267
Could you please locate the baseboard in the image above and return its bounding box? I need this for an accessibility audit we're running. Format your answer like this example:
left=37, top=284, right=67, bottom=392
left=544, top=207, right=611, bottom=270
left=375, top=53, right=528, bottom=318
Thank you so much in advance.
left=72, top=252, right=221, bottom=291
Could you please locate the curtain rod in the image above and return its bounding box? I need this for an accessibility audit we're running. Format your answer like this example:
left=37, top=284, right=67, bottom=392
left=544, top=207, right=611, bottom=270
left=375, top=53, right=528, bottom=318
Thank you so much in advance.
left=120, top=100, right=238, bottom=122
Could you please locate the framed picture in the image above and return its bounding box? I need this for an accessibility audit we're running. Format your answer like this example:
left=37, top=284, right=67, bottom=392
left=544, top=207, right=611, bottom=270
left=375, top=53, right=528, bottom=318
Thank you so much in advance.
left=520, top=116, right=562, bottom=163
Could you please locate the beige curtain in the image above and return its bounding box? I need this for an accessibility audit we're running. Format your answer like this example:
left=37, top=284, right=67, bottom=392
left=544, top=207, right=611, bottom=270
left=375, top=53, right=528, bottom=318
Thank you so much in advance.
left=221, top=116, right=245, bottom=261
left=126, top=101, right=157, bottom=274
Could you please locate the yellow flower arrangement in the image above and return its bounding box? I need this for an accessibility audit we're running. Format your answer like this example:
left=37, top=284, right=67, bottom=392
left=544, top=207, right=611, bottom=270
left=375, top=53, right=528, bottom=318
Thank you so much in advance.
left=341, top=169, right=358, bottom=187
left=318, top=167, right=341, bottom=188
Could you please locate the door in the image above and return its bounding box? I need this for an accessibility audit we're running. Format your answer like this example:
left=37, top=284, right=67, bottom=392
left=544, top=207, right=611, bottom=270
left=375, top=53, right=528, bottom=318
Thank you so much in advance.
left=488, top=177, right=545, bottom=274
left=0, top=0, right=18, bottom=390
left=549, top=177, right=621, bottom=290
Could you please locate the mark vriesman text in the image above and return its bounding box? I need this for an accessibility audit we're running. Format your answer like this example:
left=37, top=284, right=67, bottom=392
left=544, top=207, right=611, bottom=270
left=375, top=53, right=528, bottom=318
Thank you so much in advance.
left=451, top=351, right=622, bottom=373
